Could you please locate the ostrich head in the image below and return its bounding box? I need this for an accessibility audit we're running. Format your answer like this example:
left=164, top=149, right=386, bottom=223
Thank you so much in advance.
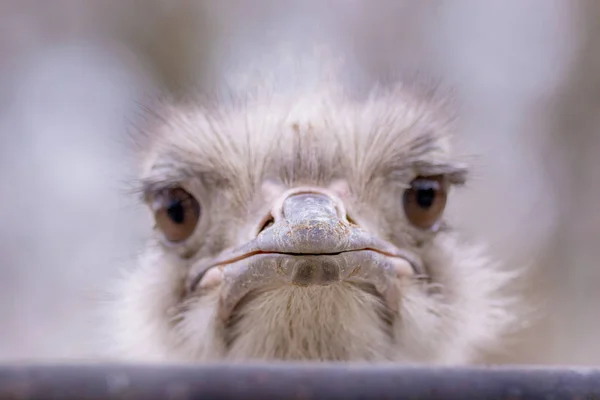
left=110, top=81, right=519, bottom=364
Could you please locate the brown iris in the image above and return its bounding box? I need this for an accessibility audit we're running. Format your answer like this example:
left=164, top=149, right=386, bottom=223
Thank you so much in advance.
left=403, top=175, right=447, bottom=229
left=153, top=187, right=201, bottom=242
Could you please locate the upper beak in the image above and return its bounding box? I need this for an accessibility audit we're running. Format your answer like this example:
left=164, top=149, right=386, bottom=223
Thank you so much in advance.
left=258, top=192, right=356, bottom=254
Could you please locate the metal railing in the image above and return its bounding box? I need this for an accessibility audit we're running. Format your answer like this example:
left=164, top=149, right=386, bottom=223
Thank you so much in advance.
left=0, top=364, right=599, bottom=400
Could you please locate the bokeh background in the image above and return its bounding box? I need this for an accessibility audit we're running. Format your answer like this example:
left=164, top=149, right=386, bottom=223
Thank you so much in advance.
left=0, top=0, right=599, bottom=365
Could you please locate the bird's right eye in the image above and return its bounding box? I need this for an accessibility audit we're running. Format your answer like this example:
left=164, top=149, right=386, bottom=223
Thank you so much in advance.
left=152, top=187, right=201, bottom=243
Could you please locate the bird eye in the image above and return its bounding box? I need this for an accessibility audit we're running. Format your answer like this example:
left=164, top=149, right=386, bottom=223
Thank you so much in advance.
left=403, top=175, right=447, bottom=229
left=152, top=187, right=201, bottom=242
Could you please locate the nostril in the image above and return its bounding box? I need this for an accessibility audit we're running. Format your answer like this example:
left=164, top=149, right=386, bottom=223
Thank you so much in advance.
left=257, top=214, right=275, bottom=235
left=346, top=214, right=359, bottom=227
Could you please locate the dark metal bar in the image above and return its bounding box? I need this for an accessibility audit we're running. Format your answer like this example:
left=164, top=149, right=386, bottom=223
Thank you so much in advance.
left=0, top=363, right=599, bottom=400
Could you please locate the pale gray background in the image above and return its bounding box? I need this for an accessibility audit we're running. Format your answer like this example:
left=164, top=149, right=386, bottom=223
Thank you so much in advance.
left=0, top=0, right=598, bottom=365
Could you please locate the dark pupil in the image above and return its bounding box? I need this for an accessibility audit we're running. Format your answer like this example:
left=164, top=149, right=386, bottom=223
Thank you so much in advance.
left=167, top=199, right=186, bottom=224
left=412, top=179, right=439, bottom=209
left=416, top=188, right=436, bottom=209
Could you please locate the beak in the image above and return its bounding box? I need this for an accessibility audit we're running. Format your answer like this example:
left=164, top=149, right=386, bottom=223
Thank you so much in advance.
left=188, top=188, right=421, bottom=320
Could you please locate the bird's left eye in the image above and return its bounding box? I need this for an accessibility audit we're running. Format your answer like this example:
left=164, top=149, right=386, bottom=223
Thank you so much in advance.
left=403, top=175, right=447, bottom=229
left=152, top=187, right=201, bottom=242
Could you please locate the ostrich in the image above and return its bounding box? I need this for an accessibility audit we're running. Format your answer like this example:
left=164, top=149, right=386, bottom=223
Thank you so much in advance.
left=109, top=80, right=520, bottom=364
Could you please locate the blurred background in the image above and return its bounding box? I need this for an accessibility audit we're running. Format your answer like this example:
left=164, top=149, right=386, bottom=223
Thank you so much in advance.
left=0, top=0, right=598, bottom=365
